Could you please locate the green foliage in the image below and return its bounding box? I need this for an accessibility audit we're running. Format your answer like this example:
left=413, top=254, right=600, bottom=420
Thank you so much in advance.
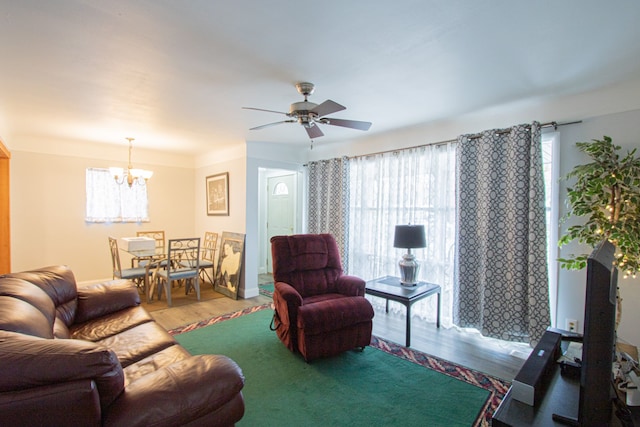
left=559, top=136, right=640, bottom=278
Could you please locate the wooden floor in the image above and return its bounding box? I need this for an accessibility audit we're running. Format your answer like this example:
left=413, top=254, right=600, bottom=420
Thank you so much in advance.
left=150, top=276, right=530, bottom=381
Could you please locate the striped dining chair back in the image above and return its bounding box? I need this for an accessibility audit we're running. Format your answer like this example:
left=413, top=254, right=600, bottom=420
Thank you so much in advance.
left=156, top=237, right=201, bottom=307
left=136, top=230, right=165, bottom=252
left=135, top=230, right=166, bottom=267
left=201, top=232, right=218, bottom=284
left=108, top=237, right=146, bottom=288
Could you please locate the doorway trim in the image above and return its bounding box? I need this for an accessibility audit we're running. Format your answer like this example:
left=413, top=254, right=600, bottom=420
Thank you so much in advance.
left=258, top=168, right=301, bottom=274
left=0, top=138, right=10, bottom=274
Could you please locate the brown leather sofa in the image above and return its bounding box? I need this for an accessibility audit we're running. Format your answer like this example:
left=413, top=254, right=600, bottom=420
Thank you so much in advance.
left=0, top=265, right=245, bottom=427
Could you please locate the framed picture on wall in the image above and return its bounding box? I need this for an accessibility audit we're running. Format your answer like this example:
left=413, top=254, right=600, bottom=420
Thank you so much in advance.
left=206, top=172, right=229, bottom=216
left=214, top=231, right=245, bottom=300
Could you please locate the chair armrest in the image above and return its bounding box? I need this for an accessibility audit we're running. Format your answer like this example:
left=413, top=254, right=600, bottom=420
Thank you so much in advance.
left=273, top=282, right=303, bottom=326
left=274, top=281, right=303, bottom=306
left=0, top=330, right=124, bottom=410
left=75, top=280, right=140, bottom=323
left=337, top=275, right=366, bottom=296
left=104, top=355, right=245, bottom=427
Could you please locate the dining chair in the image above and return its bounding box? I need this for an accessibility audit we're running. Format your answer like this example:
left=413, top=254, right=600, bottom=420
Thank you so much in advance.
left=181, top=232, right=218, bottom=286
left=134, top=230, right=166, bottom=267
left=156, top=237, right=201, bottom=306
left=108, top=237, right=148, bottom=291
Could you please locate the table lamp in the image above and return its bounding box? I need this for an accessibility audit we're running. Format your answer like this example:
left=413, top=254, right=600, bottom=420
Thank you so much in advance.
left=393, top=224, right=426, bottom=286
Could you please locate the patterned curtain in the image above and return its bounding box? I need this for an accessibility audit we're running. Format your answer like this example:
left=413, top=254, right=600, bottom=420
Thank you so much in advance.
left=454, top=122, right=550, bottom=343
left=307, top=157, right=350, bottom=269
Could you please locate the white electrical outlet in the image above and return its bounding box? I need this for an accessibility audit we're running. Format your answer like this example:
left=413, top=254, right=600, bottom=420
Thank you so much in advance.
left=565, top=319, right=578, bottom=332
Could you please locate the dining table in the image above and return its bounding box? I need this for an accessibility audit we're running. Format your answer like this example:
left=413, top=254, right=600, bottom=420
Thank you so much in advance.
left=120, top=245, right=166, bottom=302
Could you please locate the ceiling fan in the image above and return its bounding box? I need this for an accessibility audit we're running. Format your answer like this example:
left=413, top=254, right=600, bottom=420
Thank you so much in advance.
left=243, top=82, right=372, bottom=140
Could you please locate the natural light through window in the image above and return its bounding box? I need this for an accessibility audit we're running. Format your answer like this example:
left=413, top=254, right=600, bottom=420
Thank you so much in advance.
left=85, top=168, right=149, bottom=223
left=347, top=134, right=558, bottom=326
left=273, top=182, right=289, bottom=195
left=541, top=131, right=560, bottom=325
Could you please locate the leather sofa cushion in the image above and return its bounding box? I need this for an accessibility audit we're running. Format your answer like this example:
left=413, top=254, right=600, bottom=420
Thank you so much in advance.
left=96, top=321, right=177, bottom=368
left=0, top=278, right=56, bottom=325
left=0, top=296, right=54, bottom=338
left=6, top=266, right=79, bottom=328
left=0, top=330, right=124, bottom=410
left=123, top=344, right=191, bottom=386
left=104, top=355, right=245, bottom=427
left=54, top=317, right=71, bottom=339
left=70, top=306, right=153, bottom=342
left=75, top=280, right=140, bottom=324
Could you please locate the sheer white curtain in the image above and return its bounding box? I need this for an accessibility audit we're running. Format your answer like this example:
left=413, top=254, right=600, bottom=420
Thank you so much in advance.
left=348, top=142, right=457, bottom=326
left=85, top=168, right=149, bottom=223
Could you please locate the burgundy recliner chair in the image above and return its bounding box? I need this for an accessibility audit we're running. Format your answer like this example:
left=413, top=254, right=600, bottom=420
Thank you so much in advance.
left=270, top=234, right=374, bottom=362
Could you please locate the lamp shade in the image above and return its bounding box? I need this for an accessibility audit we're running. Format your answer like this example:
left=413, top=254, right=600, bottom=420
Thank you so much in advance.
left=393, top=225, right=426, bottom=249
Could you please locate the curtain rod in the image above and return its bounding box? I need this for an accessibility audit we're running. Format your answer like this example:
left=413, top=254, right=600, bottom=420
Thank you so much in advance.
left=343, top=120, right=582, bottom=160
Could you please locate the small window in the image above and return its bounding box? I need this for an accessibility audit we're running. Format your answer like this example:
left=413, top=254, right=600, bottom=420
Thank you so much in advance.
left=85, top=168, right=149, bottom=223
left=273, top=182, right=289, bottom=195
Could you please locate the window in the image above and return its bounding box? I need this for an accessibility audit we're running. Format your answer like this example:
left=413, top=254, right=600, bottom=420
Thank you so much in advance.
left=273, top=182, right=289, bottom=195
left=348, top=143, right=457, bottom=326
left=541, top=131, right=560, bottom=325
left=85, top=168, right=149, bottom=223
left=347, top=133, right=558, bottom=328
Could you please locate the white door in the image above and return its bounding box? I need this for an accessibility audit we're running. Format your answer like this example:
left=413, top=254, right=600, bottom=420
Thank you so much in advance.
left=267, top=174, right=295, bottom=272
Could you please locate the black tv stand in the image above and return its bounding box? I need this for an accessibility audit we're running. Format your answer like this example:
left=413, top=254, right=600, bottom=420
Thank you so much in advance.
left=551, top=412, right=579, bottom=426
left=493, top=356, right=639, bottom=426
left=546, top=327, right=583, bottom=343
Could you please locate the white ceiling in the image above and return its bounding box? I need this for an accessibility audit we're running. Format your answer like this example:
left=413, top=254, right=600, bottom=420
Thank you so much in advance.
left=2, top=1, right=640, bottom=155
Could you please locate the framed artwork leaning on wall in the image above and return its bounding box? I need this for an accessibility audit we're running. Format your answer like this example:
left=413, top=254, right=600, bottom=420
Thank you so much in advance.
left=214, top=231, right=245, bottom=299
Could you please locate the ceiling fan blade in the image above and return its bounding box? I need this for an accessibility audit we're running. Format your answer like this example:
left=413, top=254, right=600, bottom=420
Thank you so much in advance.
left=310, top=100, right=346, bottom=117
left=249, top=120, right=294, bottom=130
left=305, top=124, right=324, bottom=139
left=242, top=107, right=288, bottom=115
left=322, top=117, right=372, bottom=131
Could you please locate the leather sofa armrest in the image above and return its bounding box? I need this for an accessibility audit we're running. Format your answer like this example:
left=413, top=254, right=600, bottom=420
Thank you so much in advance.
left=337, top=275, right=366, bottom=296
left=75, top=280, right=140, bottom=324
left=104, top=355, right=245, bottom=427
left=0, top=330, right=124, bottom=410
left=0, top=379, right=102, bottom=427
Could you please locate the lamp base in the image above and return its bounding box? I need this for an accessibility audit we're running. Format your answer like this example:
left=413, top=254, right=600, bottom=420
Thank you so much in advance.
left=398, top=253, right=420, bottom=286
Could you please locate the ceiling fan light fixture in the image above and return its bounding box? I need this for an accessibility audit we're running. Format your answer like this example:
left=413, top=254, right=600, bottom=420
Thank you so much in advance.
left=295, top=82, right=315, bottom=97
left=243, top=82, right=372, bottom=141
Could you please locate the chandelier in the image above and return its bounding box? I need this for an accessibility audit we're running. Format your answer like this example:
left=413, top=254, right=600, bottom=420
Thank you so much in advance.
left=109, top=137, right=153, bottom=187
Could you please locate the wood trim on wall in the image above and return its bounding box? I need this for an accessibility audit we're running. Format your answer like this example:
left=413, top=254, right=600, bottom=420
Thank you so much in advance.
left=0, top=138, right=10, bottom=274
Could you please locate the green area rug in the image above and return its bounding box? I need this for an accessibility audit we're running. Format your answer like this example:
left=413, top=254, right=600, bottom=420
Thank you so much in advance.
left=258, top=282, right=273, bottom=297
left=172, top=305, right=508, bottom=427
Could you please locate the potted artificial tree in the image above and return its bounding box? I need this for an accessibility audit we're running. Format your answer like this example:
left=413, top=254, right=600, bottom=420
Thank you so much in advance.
left=558, top=136, right=640, bottom=327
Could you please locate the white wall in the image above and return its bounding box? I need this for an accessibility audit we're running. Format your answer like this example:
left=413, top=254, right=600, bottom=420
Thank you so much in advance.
left=10, top=143, right=195, bottom=283
left=194, top=144, right=248, bottom=296
left=556, top=109, right=640, bottom=346
left=244, top=142, right=307, bottom=297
